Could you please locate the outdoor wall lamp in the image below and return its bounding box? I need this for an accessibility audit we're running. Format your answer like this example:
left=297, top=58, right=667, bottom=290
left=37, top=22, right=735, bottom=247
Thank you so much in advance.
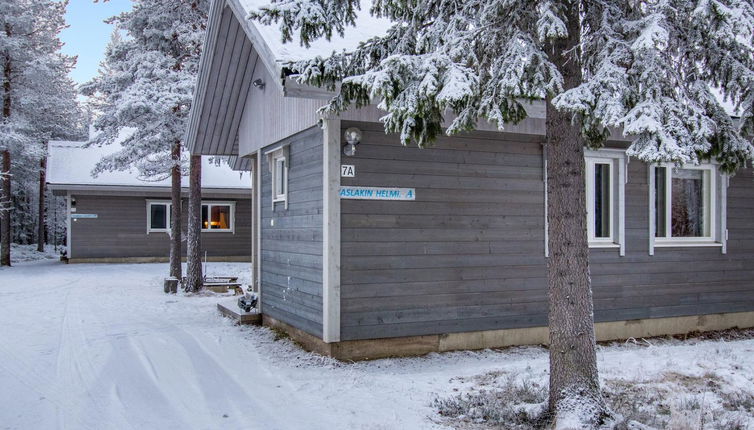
left=252, top=78, right=265, bottom=89
left=343, top=127, right=362, bottom=156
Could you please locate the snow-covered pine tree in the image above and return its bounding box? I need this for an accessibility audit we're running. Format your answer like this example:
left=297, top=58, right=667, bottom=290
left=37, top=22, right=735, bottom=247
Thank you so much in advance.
left=20, top=2, right=83, bottom=253
left=0, top=0, right=81, bottom=265
left=82, top=0, right=209, bottom=280
left=252, top=0, right=754, bottom=427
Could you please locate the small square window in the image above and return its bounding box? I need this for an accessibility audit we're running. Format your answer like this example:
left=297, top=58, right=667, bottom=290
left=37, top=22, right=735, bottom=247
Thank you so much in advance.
left=147, top=201, right=171, bottom=233
left=201, top=202, right=234, bottom=232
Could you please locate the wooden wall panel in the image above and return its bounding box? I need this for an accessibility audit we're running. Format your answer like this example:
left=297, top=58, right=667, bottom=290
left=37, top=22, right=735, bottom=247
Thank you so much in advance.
left=70, top=195, right=252, bottom=259
left=259, top=127, right=324, bottom=337
left=339, top=120, right=754, bottom=341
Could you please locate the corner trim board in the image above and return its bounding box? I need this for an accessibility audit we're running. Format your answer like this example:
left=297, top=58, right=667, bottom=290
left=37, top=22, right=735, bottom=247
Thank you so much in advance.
left=322, top=119, right=341, bottom=343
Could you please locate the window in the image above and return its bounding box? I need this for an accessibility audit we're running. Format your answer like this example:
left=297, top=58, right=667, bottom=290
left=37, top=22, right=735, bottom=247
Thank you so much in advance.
left=265, top=144, right=289, bottom=209
left=654, top=165, right=717, bottom=244
left=272, top=153, right=287, bottom=203
left=147, top=201, right=171, bottom=233
left=585, top=150, right=626, bottom=253
left=201, top=202, right=235, bottom=232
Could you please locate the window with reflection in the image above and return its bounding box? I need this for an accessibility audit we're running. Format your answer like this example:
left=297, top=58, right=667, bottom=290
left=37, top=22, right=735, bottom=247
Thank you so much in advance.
left=655, top=166, right=712, bottom=240
left=201, top=202, right=233, bottom=232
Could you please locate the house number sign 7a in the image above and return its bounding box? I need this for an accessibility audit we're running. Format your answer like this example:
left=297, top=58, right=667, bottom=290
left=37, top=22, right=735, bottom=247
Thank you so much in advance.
left=341, top=165, right=356, bottom=177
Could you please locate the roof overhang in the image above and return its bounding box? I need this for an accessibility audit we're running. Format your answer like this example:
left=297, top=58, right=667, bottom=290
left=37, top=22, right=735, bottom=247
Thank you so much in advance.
left=228, top=155, right=253, bottom=171
left=48, top=183, right=251, bottom=199
left=186, top=0, right=337, bottom=157
left=186, top=0, right=262, bottom=156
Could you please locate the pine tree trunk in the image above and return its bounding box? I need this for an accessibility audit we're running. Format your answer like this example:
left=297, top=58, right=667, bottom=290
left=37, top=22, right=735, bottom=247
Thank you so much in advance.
left=544, top=3, right=608, bottom=427
left=1, top=47, right=11, bottom=267
left=185, top=154, right=202, bottom=292
left=0, top=149, right=10, bottom=267
left=168, top=141, right=182, bottom=281
left=37, top=146, right=47, bottom=253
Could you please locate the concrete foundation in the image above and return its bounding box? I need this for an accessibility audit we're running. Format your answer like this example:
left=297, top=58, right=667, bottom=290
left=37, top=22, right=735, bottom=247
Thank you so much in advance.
left=262, top=311, right=754, bottom=361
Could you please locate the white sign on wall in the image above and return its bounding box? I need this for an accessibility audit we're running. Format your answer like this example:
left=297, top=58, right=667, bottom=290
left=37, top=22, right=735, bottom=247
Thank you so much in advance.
left=341, top=165, right=356, bottom=177
left=340, top=186, right=415, bottom=201
left=71, top=213, right=98, bottom=219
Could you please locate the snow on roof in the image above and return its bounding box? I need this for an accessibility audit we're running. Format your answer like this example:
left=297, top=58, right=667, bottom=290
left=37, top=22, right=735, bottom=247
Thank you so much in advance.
left=47, top=141, right=250, bottom=190
left=237, top=0, right=390, bottom=64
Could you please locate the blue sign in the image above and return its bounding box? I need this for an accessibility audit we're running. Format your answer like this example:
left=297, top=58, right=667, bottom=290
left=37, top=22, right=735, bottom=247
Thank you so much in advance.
left=340, top=186, right=415, bottom=201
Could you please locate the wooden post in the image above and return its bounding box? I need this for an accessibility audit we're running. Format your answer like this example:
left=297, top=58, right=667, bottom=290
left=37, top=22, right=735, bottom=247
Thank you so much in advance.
left=322, top=118, right=341, bottom=343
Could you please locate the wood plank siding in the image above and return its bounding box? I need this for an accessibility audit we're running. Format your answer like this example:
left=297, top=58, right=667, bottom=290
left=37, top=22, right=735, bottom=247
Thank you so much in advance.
left=339, top=121, right=754, bottom=341
left=260, top=127, right=324, bottom=337
left=236, top=48, right=323, bottom=158
left=69, top=195, right=252, bottom=259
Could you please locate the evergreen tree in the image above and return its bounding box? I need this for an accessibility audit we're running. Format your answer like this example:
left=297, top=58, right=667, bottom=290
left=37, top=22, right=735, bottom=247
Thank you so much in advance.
left=0, top=0, right=81, bottom=266
left=82, top=0, right=209, bottom=280
left=252, top=0, right=754, bottom=427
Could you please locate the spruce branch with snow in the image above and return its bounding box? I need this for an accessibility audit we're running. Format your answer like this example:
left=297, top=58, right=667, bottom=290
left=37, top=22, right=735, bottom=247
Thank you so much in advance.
left=252, top=0, right=754, bottom=427
left=255, top=0, right=754, bottom=171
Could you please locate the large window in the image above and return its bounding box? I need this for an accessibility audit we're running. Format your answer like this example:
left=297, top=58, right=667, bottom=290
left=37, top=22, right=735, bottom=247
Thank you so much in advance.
left=147, top=201, right=171, bottom=233
left=654, top=165, right=715, bottom=242
left=585, top=150, right=626, bottom=253
left=201, top=202, right=234, bottom=232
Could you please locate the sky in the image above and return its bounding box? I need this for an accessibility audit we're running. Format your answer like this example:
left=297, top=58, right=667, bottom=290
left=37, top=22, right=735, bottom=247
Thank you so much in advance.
left=60, top=0, right=132, bottom=85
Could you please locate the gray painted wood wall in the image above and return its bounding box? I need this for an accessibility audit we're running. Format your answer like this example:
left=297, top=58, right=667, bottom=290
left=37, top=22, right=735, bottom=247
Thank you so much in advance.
left=70, top=195, right=252, bottom=259
left=339, top=121, right=754, bottom=341
left=260, top=127, right=324, bottom=337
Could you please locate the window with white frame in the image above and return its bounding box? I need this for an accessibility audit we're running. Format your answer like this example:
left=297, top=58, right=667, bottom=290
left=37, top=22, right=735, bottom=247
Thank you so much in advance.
left=585, top=150, right=626, bottom=253
left=653, top=164, right=718, bottom=243
left=271, top=151, right=287, bottom=204
left=201, top=202, right=235, bottom=232
left=147, top=201, right=171, bottom=233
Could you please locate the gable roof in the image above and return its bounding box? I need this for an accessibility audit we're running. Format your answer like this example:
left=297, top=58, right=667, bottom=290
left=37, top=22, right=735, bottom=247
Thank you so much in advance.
left=47, top=141, right=250, bottom=192
left=185, top=0, right=389, bottom=155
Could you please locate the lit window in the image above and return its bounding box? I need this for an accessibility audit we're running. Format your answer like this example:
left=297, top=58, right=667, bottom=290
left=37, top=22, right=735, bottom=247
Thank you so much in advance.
left=147, top=201, right=171, bottom=233
left=654, top=166, right=714, bottom=241
left=201, top=202, right=234, bottom=232
left=585, top=151, right=625, bottom=252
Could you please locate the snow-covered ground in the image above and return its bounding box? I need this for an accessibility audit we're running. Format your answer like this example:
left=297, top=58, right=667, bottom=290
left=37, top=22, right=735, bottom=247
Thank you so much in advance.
left=0, top=261, right=752, bottom=430
left=9, top=243, right=61, bottom=264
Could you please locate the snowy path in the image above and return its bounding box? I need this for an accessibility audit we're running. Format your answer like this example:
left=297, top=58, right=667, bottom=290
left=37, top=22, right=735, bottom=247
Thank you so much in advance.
left=0, top=261, right=459, bottom=430
left=1, top=261, right=753, bottom=429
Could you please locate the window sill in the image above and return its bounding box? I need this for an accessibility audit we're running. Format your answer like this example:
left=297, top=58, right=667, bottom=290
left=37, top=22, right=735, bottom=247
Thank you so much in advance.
left=588, top=242, right=620, bottom=249
left=654, top=241, right=722, bottom=248
left=201, top=230, right=234, bottom=234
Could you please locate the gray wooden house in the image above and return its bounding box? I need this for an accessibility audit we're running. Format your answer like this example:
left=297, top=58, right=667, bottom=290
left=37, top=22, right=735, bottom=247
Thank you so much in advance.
left=47, top=141, right=252, bottom=263
left=186, top=0, right=754, bottom=360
